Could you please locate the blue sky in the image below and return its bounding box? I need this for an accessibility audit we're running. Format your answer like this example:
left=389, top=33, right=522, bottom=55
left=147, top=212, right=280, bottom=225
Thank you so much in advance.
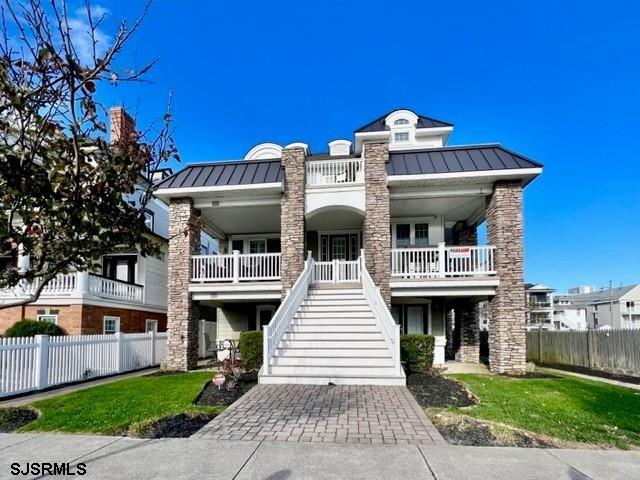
left=90, top=0, right=639, bottom=292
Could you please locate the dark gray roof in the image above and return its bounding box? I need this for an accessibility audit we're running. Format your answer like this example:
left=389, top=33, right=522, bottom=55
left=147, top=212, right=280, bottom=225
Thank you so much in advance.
left=555, top=285, right=639, bottom=306
left=387, top=145, right=543, bottom=176
left=156, top=158, right=282, bottom=189
left=355, top=110, right=452, bottom=133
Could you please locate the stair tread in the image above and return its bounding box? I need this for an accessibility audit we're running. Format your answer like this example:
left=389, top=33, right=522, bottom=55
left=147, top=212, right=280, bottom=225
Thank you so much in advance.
left=261, top=373, right=403, bottom=379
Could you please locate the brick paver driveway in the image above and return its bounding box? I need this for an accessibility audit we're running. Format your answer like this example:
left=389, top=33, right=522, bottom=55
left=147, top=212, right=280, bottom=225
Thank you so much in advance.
left=195, top=384, right=445, bottom=445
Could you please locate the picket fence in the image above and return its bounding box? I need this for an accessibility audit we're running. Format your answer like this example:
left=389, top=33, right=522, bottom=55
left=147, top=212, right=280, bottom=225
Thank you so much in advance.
left=0, top=332, right=167, bottom=398
left=526, top=328, right=640, bottom=377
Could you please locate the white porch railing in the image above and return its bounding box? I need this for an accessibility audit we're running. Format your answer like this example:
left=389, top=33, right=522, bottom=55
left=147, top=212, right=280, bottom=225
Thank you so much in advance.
left=360, top=250, right=402, bottom=376
left=191, top=252, right=281, bottom=282
left=313, top=259, right=360, bottom=283
left=391, top=244, right=496, bottom=278
left=306, top=158, right=364, bottom=186
left=263, top=253, right=314, bottom=375
left=88, top=274, right=144, bottom=303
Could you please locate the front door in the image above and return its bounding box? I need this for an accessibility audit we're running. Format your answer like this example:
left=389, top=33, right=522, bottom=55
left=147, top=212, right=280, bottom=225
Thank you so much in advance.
left=407, top=306, right=424, bottom=334
left=330, top=236, right=348, bottom=260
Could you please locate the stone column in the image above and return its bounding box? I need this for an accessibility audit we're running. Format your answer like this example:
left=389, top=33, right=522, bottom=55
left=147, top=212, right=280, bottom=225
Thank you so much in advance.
left=454, top=301, right=480, bottom=363
left=486, top=181, right=526, bottom=374
left=454, top=221, right=477, bottom=246
left=165, top=198, right=201, bottom=371
left=280, top=147, right=306, bottom=297
left=363, top=142, right=391, bottom=306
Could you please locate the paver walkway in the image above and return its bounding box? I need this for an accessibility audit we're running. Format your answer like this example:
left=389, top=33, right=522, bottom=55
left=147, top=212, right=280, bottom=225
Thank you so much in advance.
left=195, top=384, right=445, bottom=445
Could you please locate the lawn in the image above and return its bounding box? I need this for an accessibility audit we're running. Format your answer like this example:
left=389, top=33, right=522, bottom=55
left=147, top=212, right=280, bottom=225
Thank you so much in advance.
left=451, top=373, right=640, bottom=448
left=19, top=372, right=222, bottom=435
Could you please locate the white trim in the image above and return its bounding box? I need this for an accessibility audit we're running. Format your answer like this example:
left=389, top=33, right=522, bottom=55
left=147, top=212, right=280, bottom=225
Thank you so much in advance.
left=389, top=186, right=493, bottom=200
left=413, top=126, right=454, bottom=138
left=284, top=142, right=310, bottom=153
left=103, top=316, right=121, bottom=334
left=36, top=313, right=58, bottom=324
left=387, top=168, right=542, bottom=186
left=193, top=197, right=281, bottom=209
left=244, top=142, right=283, bottom=160
left=155, top=183, right=282, bottom=200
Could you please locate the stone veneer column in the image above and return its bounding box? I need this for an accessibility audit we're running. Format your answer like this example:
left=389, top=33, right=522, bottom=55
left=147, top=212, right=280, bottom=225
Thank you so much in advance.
left=454, top=221, right=478, bottom=246
left=454, top=301, right=480, bottom=363
left=280, top=147, right=306, bottom=297
left=486, top=181, right=526, bottom=374
left=363, top=142, right=391, bottom=306
left=165, top=198, right=201, bottom=371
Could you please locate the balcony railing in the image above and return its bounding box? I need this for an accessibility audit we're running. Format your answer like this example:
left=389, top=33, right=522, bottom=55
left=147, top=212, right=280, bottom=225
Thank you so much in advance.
left=391, top=244, right=496, bottom=279
left=313, top=259, right=361, bottom=283
left=0, top=272, right=143, bottom=304
left=191, top=252, right=281, bottom=282
left=306, top=158, right=364, bottom=186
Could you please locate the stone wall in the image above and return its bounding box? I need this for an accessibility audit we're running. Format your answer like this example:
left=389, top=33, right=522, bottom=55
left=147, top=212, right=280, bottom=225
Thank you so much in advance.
left=486, top=181, right=526, bottom=374
left=454, top=301, right=480, bottom=363
left=363, top=142, right=391, bottom=306
left=165, top=198, right=201, bottom=371
left=454, top=222, right=478, bottom=246
left=280, top=147, right=306, bottom=296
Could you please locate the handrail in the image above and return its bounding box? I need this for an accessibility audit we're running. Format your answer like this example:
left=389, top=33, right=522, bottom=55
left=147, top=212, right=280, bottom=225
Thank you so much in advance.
left=359, top=250, right=403, bottom=376
left=263, top=252, right=314, bottom=375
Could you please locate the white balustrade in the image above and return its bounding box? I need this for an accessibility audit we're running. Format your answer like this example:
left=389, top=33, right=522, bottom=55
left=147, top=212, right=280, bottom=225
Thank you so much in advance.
left=313, top=259, right=360, bottom=283
left=88, top=274, right=144, bottom=303
left=263, top=253, right=314, bottom=375
left=306, top=158, right=364, bottom=186
left=391, top=244, right=496, bottom=278
left=191, top=252, right=281, bottom=282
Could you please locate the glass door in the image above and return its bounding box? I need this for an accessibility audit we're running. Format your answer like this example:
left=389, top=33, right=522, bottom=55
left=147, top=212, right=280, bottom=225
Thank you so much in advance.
left=407, top=306, right=424, bottom=334
left=330, top=236, right=348, bottom=260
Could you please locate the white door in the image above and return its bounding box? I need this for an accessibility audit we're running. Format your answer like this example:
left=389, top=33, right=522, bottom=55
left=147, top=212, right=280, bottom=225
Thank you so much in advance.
left=407, top=306, right=423, bottom=334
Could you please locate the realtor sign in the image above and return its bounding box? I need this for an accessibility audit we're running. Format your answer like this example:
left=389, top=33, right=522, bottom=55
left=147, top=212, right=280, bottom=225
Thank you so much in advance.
left=448, top=247, right=471, bottom=259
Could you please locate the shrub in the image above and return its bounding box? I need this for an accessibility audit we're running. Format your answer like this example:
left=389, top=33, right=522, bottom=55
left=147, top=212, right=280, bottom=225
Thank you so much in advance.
left=400, top=334, right=435, bottom=372
left=5, top=319, right=66, bottom=338
left=239, top=330, right=263, bottom=371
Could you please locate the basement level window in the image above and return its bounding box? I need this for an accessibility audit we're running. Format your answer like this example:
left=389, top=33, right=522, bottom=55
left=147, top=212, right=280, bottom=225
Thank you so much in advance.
left=394, top=132, right=409, bottom=142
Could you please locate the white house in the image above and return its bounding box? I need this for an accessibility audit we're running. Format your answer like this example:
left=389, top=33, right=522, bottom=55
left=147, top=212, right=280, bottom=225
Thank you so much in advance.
left=155, top=108, right=543, bottom=384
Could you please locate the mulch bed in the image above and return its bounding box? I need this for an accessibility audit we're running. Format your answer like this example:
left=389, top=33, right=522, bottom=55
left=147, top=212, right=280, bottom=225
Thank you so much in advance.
left=195, top=372, right=257, bottom=407
left=0, top=407, right=38, bottom=432
left=131, top=412, right=216, bottom=439
left=407, top=371, right=477, bottom=408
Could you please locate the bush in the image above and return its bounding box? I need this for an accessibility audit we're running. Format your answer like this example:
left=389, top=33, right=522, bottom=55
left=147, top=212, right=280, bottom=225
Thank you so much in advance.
left=239, top=330, right=263, bottom=371
left=400, top=334, right=435, bottom=372
left=5, top=319, right=66, bottom=338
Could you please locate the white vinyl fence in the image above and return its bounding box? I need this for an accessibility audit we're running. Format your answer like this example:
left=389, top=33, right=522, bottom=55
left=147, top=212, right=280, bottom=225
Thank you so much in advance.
left=527, top=329, right=640, bottom=377
left=0, top=332, right=167, bottom=398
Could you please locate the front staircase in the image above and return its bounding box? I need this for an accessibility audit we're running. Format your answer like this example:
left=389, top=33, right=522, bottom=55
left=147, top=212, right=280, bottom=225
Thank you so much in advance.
left=259, top=280, right=405, bottom=385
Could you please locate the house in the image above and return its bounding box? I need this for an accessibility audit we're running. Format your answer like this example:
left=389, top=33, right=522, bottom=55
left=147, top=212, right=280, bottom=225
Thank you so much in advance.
left=0, top=109, right=180, bottom=336
left=552, top=296, right=588, bottom=330
left=525, top=284, right=555, bottom=330
left=556, top=284, right=640, bottom=329
left=154, top=108, right=543, bottom=384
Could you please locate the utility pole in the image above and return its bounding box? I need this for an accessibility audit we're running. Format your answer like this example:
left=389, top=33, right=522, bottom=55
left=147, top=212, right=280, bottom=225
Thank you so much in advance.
left=609, top=280, right=613, bottom=326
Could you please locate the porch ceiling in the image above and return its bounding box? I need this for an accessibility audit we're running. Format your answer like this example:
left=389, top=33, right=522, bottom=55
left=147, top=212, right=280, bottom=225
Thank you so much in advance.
left=390, top=195, right=485, bottom=222
left=200, top=204, right=281, bottom=235
left=306, top=207, right=365, bottom=231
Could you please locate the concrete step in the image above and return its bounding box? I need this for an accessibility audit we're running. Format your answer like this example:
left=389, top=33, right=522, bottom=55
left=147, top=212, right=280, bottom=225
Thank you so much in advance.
left=282, top=332, right=384, bottom=341
left=275, top=347, right=391, bottom=357
left=258, top=373, right=406, bottom=386
left=291, top=317, right=376, bottom=326
left=278, top=339, right=388, bottom=349
left=269, top=365, right=398, bottom=376
left=270, top=356, right=393, bottom=367
left=287, top=324, right=379, bottom=333
left=294, top=311, right=374, bottom=319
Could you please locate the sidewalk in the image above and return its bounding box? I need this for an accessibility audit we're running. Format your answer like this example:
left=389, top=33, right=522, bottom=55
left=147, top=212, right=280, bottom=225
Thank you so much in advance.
left=1, top=433, right=638, bottom=479
left=537, top=367, right=640, bottom=391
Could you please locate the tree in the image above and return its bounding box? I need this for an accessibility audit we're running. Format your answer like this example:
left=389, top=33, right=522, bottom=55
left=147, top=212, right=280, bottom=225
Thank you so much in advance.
left=0, top=0, right=179, bottom=308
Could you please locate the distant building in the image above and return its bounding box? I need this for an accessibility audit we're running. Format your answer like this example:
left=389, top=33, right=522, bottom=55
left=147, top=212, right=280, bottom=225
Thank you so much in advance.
left=555, top=285, right=640, bottom=329
left=568, top=285, right=597, bottom=295
left=553, top=297, right=588, bottom=330
left=525, top=284, right=555, bottom=330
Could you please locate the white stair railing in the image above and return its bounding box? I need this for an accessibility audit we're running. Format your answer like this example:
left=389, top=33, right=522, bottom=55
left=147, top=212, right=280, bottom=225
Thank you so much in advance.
left=313, top=259, right=360, bottom=283
left=360, top=249, right=402, bottom=376
left=263, top=252, right=314, bottom=375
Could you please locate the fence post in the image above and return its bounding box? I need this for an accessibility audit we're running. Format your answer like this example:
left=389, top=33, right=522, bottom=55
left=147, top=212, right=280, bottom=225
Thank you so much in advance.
left=263, top=325, right=270, bottom=375
left=35, top=335, right=49, bottom=390
left=538, top=327, right=542, bottom=363
left=438, top=242, right=446, bottom=278
left=333, top=259, right=338, bottom=283
left=150, top=330, right=156, bottom=365
left=115, top=332, right=123, bottom=373
left=587, top=329, right=594, bottom=368
left=232, top=250, right=240, bottom=283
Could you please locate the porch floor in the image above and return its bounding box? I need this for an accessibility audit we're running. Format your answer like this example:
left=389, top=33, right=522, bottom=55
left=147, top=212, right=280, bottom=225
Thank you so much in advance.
left=443, top=361, right=491, bottom=375
left=195, top=384, right=444, bottom=445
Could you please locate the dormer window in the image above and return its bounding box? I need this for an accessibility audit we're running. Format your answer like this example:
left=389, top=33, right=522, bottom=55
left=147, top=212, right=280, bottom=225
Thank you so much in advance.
left=394, top=118, right=409, bottom=125
left=394, top=132, right=409, bottom=142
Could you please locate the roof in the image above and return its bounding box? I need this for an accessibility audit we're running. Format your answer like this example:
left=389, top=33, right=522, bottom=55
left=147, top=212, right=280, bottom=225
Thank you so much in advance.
left=386, top=145, right=543, bottom=176
left=355, top=110, right=452, bottom=133
left=525, top=283, right=555, bottom=292
left=155, top=158, right=282, bottom=189
left=555, top=285, right=639, bottom=306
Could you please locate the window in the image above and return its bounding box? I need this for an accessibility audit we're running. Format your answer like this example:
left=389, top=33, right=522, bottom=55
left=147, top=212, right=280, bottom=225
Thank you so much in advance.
left=145, top=319, right=158, bottom=333
left=394, top=132, right=409, bottom=142
left=394, top=118, right=409, bottom=125
left=415, top=223, right=429, bottom=246
left=396, top=224, right=410, bottom=248
left=103, top=255, right=137, bottom=284
left=256, top=305, right=276, bottom=330
left=144, top=210, right=154, bottom=231
left=231, top=239, right=244, bottom=253
left=103, top=316, right=120, bottom=335
left=37, top=314, right=58, bottom=324
left=627, top=301, right=635, bottom=308
left=249, top=239, right=267, bottom=254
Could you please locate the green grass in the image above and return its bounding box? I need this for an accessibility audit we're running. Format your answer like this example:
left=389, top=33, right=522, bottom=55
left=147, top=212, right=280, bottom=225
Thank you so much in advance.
left=19, top=372, right=222, bottom=435
left=451, top=373, right=640, bottom=448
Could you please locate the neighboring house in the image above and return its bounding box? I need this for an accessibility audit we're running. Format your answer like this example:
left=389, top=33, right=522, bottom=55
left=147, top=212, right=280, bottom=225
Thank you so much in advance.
left=556, top=285, right=640, bottom=329
left=0, top=108, right=176, bottom=336
left=525, top=284, right=555, bottom=330
left=155, top=108, right=543, bottom=384
left=552, top=296, right=588, bottom=330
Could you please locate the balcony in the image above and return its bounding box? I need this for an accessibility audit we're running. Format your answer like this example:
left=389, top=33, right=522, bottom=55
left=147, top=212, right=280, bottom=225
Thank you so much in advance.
left=306, top=158, right=364, bottom=186
left=391, top=244, right=496, bottom=279
left=0, top=272, right=144, bottom=304
left=191, top=252, right=281, bottom=283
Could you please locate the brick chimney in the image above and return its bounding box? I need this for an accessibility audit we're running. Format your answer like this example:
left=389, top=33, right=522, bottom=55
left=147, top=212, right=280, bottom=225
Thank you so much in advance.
left=109, top=106, right=136, bottom=143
